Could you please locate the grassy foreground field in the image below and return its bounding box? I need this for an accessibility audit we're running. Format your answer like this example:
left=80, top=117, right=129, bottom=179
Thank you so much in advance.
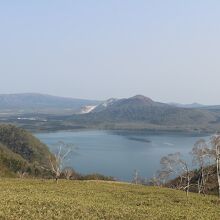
left=0, top=179, right=220, bottom=219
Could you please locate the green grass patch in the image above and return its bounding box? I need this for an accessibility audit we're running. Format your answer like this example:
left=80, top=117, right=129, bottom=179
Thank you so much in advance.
left=0, top=179, right=219, bottom=219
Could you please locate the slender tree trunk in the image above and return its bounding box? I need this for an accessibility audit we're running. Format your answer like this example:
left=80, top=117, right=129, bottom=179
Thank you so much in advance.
left=186, top=174, right=190, bottom=197
left=216, top=145, right=220, bottom=198
left=197, top=168, right=202, bottom=194
left=217, top=158, right=220, bottom=198
left=185, top=164, right=190, bottom=197
left=198, top=166, right=205, bottom=194
left=201, top=166, right=206, bottom=195
left=134, top=170, right=138, bottom=184
left=198, top=177, right=201, bottom=194
left=201, top=167, right=204, bottom=193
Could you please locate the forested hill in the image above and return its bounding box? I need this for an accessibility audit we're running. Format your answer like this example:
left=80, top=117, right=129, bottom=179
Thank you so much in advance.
left=68, top=95, right=219, bottom=132
left=0, top=124, right=52, bottom=177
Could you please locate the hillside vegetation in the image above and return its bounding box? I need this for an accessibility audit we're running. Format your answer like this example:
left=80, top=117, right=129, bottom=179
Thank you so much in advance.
left=167, top=165, right=219, bottom=195
left=0, top=124, right=52, bottom=177
left=68, top=95, right=218, bottom=132
left=0, top=179, right=219, bottom=219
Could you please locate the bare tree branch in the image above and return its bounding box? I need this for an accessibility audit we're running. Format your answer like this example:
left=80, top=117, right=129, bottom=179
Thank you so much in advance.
left=49, top=142, right=73, bottom=183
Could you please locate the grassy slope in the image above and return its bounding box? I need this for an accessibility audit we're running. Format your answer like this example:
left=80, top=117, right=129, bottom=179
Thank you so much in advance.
left=0, top=125, right=53, bottom=177
left=0, top=179, right=220, bottom=219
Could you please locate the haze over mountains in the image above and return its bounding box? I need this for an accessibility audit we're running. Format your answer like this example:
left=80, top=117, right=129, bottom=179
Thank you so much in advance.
left=0, top=93, right=100, bottom=114
left=1, top=93, right=220, bottom=132
left=0, top=93, right=216, bottom=112
left=168, top=102, right=206, bottom=109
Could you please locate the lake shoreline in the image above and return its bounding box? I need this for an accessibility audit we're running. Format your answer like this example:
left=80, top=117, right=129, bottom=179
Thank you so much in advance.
left=33, top=127, right=212, bottom=136
left=35, top=130, right=210, bottom=181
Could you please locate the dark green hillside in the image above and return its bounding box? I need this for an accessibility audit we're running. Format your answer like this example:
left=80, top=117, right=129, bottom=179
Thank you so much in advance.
left=0, top=124, right=52, bottom=177
left=0, top=143, right=28, bottom=177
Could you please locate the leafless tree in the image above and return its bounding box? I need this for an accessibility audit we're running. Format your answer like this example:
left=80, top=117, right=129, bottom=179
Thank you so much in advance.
left=157, top=170, right=170, bottom=185
left=63, top=167, right=75, bottom=180
left=211, top=134, right=220, bottom=198
left=191, top=139, right=213, bottom=194
left=133, top=169, right=139, bottom=184
left=159, top=152, right=192, bottom=196
left=49, top=142, right=72, bottom=183
left=17, top=171, right=28, bottom=179
left=159, top=152, right=181, bottom=179
left=146, top=175, right=161, bottom=186
left=179, top=158, right=192, bottom=197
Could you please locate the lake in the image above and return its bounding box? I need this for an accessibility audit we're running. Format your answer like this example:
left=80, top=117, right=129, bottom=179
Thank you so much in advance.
left=35, top=130, right=209, bottom=182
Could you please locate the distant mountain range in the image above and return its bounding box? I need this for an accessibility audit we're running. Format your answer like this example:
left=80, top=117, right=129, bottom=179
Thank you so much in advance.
left=1, top=93, right=220, bottom=132
left=67, top=95, right=218, bottom=132
left=0, top=93, right=100, bottom=114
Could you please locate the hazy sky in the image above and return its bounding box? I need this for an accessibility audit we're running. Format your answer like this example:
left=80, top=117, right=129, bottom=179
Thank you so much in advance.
left=1, top=1, right=220, bottom=104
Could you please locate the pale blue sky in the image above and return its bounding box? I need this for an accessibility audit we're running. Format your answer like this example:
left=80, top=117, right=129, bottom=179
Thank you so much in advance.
left=1, top=1, right=220, bottom=104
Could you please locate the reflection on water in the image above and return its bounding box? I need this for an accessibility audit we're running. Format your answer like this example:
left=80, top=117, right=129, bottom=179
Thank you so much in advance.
left=35, top=130, right=209, bottom=182
left=126, top=137, right=151, bottom=143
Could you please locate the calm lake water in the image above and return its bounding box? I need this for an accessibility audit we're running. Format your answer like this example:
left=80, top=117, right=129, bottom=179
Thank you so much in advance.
left=35, top=130, right=209, bottom=182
